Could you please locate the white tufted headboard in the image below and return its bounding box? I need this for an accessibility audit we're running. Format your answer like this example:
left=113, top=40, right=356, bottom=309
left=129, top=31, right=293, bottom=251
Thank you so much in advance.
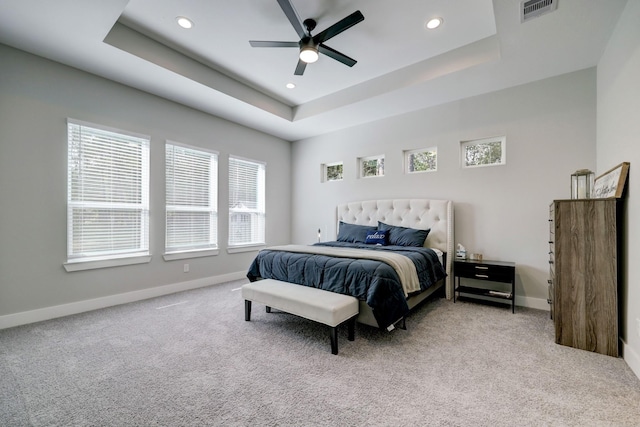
left=337, top=199, right=454, bottom=298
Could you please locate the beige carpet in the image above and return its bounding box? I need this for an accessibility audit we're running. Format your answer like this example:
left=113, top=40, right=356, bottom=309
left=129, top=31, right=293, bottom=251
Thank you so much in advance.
left=1, top=279, right=639, bottom=426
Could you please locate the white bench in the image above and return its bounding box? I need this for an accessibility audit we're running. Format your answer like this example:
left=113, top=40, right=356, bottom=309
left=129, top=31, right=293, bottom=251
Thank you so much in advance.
left=242, top=279, right=359, bottom=355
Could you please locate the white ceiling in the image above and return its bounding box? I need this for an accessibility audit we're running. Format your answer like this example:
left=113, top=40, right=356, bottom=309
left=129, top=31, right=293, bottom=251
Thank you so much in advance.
left=0, top=0, right=628, bottom=141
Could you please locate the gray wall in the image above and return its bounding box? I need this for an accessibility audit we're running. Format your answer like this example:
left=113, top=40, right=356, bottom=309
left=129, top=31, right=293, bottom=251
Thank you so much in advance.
left=0, top=44, right=291, bottom=320
left=291, top=68, right=597, bottom=309
left=597, top=0, right=640, bottom=378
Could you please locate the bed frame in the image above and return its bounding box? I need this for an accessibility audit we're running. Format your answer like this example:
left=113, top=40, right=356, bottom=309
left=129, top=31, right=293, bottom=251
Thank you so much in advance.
left=336, top=199, right=454, bottom=328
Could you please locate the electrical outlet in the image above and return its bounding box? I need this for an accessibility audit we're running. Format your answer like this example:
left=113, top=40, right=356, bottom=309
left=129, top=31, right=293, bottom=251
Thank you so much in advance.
left=183, top=264, right=189, bottom=273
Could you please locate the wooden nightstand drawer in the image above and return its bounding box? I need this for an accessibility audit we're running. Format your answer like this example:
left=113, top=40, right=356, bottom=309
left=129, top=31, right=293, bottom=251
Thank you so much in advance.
left=454, top=261, right=514, bottom=283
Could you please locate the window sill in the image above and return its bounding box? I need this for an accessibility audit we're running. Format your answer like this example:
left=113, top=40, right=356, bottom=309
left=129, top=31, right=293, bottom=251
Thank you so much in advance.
left=163, top=249, right=219, bottom=261
left=64, top=254, right=152, bottom=272
left=227, top=244, right=265, bottom=254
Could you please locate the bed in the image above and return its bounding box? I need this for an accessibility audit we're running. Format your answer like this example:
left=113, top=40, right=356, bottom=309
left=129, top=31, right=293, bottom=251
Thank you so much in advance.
left=247, top=199, right=454, bottom=329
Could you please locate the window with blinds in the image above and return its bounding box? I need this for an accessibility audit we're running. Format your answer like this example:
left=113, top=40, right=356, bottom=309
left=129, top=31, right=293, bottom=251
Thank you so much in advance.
left=228, top=156, right=265, bottom=247
left=165, top=143, right=218, bottom=254
left=67, top=120, right=150, bottom=262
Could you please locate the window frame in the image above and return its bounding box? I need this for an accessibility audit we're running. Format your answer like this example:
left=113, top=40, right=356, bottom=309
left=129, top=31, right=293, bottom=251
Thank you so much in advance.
left=404, top=147, right=438, bottom=174
left=322, top=161, right=344, bottom=182
left=64, top=119, right=151, bottom=272
left=460, top=136, right=506, bottom=169
left=358, top=154, right=385, bottom=179
left=164, top=141, right=219, bottom=260
left=228, top=155, right=266, bottom=252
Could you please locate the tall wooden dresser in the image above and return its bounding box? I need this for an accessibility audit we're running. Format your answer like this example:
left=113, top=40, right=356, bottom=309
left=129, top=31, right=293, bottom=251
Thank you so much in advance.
left=548, top=199, right=620, bottom=357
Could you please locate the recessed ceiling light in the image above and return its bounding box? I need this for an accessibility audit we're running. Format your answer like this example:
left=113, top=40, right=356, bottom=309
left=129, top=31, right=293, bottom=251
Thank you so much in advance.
left=176, top=16, right=194, bottom=29
left=286, top=83, right=296, bottom=89
left=425, top=17, right=443, bottom=30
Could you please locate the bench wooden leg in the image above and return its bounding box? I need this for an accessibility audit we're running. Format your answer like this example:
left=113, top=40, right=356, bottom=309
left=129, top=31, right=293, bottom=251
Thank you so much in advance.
left=266, top=306, right=271, bottom=313
left=399, top=316, right=407, bottom=330
left=330, top=326, right=339, bottom=355
left=347, top=317, right=355, bottom=341
left=245, top=300, right=252, bottom=321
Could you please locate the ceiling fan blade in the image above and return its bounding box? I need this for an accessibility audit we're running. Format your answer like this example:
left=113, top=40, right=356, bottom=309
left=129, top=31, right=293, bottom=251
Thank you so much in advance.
left=277, top=0, right=306, bottom=39
left=318, top=44, right=357, bottom=67
left=313, top=10, right=364, bottom=44
left=294, top=59, right=307, bottom=75
left=249, top=40, right=300, bottom=48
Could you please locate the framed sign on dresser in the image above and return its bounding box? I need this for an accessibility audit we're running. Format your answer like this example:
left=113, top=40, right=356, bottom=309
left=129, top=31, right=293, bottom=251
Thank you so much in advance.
left=548, top=199, right=621, bottom=357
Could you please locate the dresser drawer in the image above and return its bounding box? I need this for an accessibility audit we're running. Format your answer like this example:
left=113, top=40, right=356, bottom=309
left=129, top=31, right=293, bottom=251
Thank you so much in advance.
left=454, top=261, right=514, bottom=283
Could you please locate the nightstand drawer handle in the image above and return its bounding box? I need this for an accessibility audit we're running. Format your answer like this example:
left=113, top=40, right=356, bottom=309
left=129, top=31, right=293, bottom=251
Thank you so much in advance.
left=475, top=274, right=489, bottom=278
left=475, top=266, right=489, bottom=270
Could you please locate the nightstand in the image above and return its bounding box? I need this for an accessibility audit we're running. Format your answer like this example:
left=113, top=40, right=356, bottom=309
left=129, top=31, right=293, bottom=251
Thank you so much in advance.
left=453, top=259, right=516, bottom=313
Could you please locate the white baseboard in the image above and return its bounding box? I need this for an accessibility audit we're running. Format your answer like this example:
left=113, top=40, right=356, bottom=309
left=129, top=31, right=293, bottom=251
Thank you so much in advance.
left=445, top=293, right=549, bottom=310
left=0, top=271, right=247, bottom=330
left=622, top=339, right=640, bottom=381
left=516, top=295, right=550, bottom=311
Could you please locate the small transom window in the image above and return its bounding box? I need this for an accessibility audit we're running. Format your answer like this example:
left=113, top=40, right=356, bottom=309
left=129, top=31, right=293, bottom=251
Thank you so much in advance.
left=405, top=147, right=437, bottom=173
left=358, top=155, right=385, bottom=178
left=322, top=161, right=343, bottom=182
left=461, top=136, right=506, bottom=168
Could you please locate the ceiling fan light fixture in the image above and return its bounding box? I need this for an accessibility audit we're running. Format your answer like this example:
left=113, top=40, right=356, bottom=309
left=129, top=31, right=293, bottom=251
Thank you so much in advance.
left=425, top=17, right=443, bottom=30
left=176, top=16, right=194, bottom=29
left=249, top=1, right=364, bottom=75
left=299, top=46, right=319, bottom=63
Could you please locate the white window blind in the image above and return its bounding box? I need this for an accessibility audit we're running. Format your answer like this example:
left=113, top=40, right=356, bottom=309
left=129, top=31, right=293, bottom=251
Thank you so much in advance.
left=67, top=120, right=150, bottom=262
left=165, top=143, right=218, bottom=253
left=228, top=156, right=265, bottom=247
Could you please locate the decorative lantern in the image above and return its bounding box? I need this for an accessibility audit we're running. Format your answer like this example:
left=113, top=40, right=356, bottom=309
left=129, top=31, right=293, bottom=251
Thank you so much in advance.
left=571, top=169, right=595, bottom=199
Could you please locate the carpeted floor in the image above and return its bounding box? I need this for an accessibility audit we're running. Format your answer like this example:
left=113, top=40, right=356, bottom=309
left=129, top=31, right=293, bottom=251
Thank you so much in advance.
left=1, top=279, right=639, bottom=426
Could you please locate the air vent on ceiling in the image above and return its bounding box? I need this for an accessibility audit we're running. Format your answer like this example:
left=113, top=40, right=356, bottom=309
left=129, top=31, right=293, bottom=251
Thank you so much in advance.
left=521, top=0, right=557, bottom=23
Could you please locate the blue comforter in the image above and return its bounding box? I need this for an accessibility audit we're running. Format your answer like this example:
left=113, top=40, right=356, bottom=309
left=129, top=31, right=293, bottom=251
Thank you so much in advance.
left=246, top=241, right=446, bottom=329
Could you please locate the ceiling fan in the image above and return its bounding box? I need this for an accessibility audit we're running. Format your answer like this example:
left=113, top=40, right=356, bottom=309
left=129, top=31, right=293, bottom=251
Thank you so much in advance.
left=249, top=0, right=365, bottom=76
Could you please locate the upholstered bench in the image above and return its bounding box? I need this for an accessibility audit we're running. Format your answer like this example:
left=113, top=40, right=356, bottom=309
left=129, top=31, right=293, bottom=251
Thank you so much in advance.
left=242, top=279, right=359, bottom=355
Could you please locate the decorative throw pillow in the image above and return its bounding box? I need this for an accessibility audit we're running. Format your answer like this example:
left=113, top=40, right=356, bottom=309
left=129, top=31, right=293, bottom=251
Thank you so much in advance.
left=365, top=230, right=388, bottom=245
left=377, top=221, right=430, bottom=247
left=337, top=222, right=377, bottom=243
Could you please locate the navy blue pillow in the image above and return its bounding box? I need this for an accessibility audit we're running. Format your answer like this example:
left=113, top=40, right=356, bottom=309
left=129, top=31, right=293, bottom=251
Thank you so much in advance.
left=337, top=222, right=377, bottom=243
left=377, top=221, right=430, bottom=247
left=365, top=230, right=388, bottom=245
